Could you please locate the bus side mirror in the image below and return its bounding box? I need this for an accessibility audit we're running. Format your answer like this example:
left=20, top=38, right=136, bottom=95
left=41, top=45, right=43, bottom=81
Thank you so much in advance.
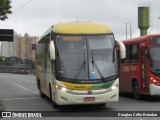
left=116, top=40, right=126, bottom=59
left=49, top=41, right=55, bottom=60
left=145, top=50, right=150, bottom=58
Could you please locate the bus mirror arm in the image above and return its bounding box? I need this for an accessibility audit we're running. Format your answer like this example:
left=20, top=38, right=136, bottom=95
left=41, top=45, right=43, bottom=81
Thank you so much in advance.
left=145, top=50, right=150, bottom=59
left=116, top=40, right=126, bottom=59
left=49, top=41, right=56, bottom=60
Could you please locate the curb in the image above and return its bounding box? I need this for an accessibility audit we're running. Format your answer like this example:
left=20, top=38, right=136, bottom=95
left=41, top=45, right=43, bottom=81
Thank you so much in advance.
left=0, top=100, right=3, bottom=112
left=0, top=103, right=2, bottom=119
left=0, top=104, right=2, bottom=112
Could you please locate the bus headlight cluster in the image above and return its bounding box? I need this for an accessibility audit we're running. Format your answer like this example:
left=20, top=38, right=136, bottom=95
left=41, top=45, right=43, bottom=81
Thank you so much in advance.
left=106, top=84, right=118, bottom=92
left=150, top=78, right=160, bottom=86
left=55, top=84, right=71, bottom=92
left=111, top=84, right=119, bottom=90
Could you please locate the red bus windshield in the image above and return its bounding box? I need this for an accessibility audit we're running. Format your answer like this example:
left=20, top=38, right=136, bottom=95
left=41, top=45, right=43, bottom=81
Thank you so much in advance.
left=150, top=47, right=160, bottom=75
left=150, top=36, right=160, bottom=45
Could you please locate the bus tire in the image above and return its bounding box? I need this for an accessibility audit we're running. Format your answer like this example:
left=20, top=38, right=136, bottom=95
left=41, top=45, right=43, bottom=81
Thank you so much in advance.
left=49, top=85, right=60, bottom=108
left=53, top=102, right=60, bottom=108
left=99, top=103, right=106, bottom=106
left=49, top=84, right=52, bottom=100
left=40, top=91, right=45, bottom=98
left=133, top=81, right=141, bottom=100
left=38, top=80, right=45, bottom=98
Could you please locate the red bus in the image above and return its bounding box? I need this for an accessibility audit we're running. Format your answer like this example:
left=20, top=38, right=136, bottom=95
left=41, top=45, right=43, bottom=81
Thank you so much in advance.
left=119, top=34, right=160, bottom=99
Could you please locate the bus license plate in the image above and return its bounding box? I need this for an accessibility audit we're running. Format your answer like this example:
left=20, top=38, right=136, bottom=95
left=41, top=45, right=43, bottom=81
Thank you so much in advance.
left=84, top=97, right=95, bottom=101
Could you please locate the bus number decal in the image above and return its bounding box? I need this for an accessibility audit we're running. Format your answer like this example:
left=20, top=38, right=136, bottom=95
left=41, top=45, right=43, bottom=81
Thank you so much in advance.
left=130, top=66, right=136, bottom=71
left=122, top=66, right=129, bottom=72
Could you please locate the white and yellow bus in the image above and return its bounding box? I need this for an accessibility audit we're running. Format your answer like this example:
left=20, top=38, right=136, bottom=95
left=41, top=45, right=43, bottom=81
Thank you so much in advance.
left=36, top=21, right=125, bottom=108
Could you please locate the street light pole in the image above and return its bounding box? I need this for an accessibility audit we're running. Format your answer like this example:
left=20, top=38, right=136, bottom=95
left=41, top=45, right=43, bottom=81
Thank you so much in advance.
left=129, top=21, right=132, bottom=39
left=125, top=22, right=132, bottom=39
left=125, top=22, right=128, bottom=39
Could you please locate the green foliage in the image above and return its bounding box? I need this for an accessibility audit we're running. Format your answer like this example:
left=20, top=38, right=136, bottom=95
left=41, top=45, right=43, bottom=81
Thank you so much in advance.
left=0, top=56, right=5, bottom=61
left=0, top=0, right=12, bottom=21
left=24, top=58, right=35, bottom=68
left=0, top=56, right=3, bottom=61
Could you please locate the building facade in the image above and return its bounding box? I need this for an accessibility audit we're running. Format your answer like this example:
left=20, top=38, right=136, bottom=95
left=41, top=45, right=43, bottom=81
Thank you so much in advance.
left=19, top=33, right=39, bottom=61
left=1, top=41, right=13, bottom=57
left=1, top=32, right=39, bottom=61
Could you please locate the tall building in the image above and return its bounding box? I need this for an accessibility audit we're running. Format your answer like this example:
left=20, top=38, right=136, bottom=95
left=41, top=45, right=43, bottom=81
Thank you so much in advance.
left=13, top=32, right=22, bottom=58
left=1, top=41, right=13, bottom=57
left=1, top=32, right=39, bottom=61
left=19, top=33, right=39, bottom=61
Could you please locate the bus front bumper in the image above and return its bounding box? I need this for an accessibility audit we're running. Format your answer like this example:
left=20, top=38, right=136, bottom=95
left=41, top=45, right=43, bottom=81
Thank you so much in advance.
left=54, top=88, right=118, bottom=105
left=149, top=84, right=160, bottom=95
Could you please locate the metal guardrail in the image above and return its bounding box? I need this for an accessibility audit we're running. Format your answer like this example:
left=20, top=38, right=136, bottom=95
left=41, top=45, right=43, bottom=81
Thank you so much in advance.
left=0, top=66, right=35, bottom=74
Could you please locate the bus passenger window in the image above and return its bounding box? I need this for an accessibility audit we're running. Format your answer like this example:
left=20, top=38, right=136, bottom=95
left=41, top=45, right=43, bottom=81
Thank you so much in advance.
left=131, top=44, right=138, bottom=63
left=122, top=45, right=131, bottom=63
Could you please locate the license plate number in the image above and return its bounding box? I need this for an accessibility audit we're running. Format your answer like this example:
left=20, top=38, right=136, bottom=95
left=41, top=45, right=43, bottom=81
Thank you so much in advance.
left=84, top=97, right=95, bottom=101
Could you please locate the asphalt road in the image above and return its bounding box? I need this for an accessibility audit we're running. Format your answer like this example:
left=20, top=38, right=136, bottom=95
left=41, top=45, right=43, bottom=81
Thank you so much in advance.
left=0, top=73, right=160, bottom=119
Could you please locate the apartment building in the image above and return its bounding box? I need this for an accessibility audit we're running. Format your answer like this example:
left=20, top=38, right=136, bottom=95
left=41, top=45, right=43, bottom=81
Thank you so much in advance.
left=1, top=41, right=13, bottom=57
left=19, top=33, right=39, bottom=61
left=1, top=32, right=39, bottom=61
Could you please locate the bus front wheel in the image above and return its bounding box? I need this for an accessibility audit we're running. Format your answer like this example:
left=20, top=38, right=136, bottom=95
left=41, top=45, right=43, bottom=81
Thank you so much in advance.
left=133, top=81, right=141, bottom=100
left=53, top=102, right=60, bottom=108
left=49, top=86, right=60, bottom=108
left=99, top=103, right=106, bottom=106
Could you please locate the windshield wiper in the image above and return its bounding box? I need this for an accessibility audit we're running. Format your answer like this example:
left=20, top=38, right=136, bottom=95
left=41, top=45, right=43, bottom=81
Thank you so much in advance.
left=91, top=51, right=105, bottom=82
left=74, top=53, right=86, bottom=80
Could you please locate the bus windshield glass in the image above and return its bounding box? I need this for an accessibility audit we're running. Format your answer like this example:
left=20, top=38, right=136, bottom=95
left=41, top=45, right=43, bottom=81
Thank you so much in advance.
left=150, top=47, right=160, bottom=74
left=150, top=36, right=160, bottom=45
left=56, top=35, right=117, bottom=83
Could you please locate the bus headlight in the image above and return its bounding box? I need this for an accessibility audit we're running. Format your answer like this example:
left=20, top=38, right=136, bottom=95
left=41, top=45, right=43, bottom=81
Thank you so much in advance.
left=111, top=84, right=119, bottom=90
left=55, top=84, right=70, bottom=92
left=150, top=78, right=160, bottom=86
left=61, top=87, right=67, bottom=92
left=106, top=84, right=118, bottom=92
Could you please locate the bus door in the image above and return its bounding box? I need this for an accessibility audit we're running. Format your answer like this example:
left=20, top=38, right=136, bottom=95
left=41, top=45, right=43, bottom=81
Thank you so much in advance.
left=141, top=48, right=149, bottom=92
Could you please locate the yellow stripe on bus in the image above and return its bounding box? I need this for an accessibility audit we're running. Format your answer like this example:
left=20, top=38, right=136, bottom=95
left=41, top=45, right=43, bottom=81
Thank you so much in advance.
left=62, top=82, right=93, bottom=90
left=54, top=22, right=112, bottom=34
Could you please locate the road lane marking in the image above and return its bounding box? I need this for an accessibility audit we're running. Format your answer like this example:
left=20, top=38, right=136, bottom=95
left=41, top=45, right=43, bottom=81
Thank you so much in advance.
left=2, top=97, right=41, bottom=101
left=17, top=78, right=36, bottom=83
left=0, top=76, right=36, bottom=83
left=11, top=82, right=38, bottom=94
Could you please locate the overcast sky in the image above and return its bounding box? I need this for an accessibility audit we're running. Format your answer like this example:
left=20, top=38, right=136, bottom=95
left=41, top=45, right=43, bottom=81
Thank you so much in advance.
left=0, top=0, right=160, bottom=40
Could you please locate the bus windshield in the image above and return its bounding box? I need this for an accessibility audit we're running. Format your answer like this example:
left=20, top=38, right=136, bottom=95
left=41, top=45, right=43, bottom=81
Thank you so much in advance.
left=150, top=47, right=160, bottom=74
left=56, top=35, right=117, bottom=83
left=150, top=36, right=160, bottom=45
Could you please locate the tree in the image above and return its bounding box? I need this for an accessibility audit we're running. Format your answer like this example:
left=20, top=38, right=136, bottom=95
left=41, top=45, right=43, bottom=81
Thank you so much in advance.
left=0, top=0, right=12, bottom=21
left=0, top=56, right=5, bottom=61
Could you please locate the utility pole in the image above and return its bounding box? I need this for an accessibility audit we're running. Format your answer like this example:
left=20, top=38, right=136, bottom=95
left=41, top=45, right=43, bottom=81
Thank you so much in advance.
left=125, top=22, right=128, bottom=39
left=125, top=22, right=132, bottom=39
left=129, top=21, right=132, bottom=39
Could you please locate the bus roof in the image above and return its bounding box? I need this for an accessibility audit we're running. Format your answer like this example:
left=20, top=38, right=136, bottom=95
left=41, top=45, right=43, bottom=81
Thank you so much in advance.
left=53, top=22, right=112, bottom=34
left=122, top=34, right=160, bottom=44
